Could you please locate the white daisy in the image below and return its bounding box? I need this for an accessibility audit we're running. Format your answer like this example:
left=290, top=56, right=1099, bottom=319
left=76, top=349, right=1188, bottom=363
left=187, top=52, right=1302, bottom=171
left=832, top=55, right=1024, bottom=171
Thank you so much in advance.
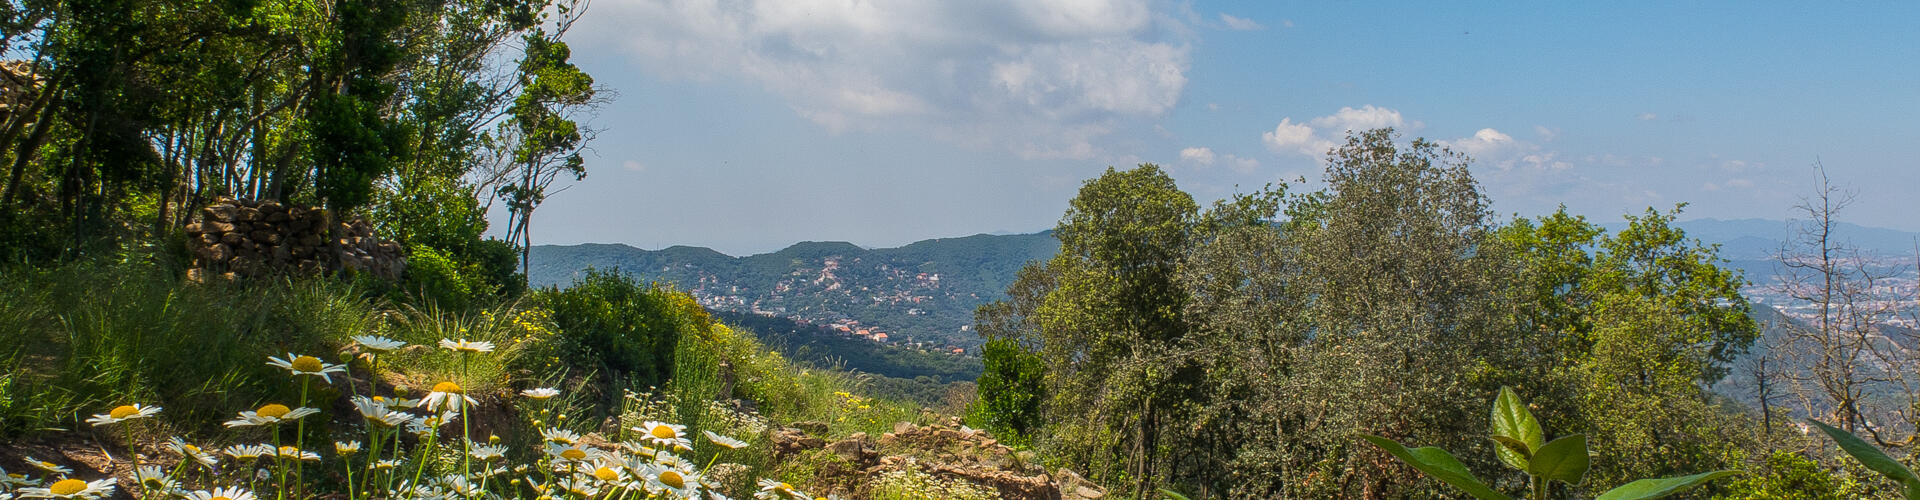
left=436, top=475, right=482, bottom=498
left=702, top=430, right=749, bottom=450
left=754, top=478, right=806, bottom=500
left=407, top=413, right=458, bottom=437
left=165, top=437, right=219, bottom=468
left=182, top=486, right=256, bottom=500
left=368, top=460, right=401, bottom=472
left=521, top=387, right=560, bottom=400
left=422, top=382, right=478, bottom=412
left=635, top=421, right=691, bottom=450
left=222, top=404, right=318, bottom=427
left=20, top=457, right=68, bottom=476
left=352, top=335, right=407, bottom=352
left=222, top=444, right=272, bottom=460
left=334, top=441, right=361, bottom=456
left=273, top=446, right=319, bottom=462
left=1, top=467, right=41, bottom=488
left=437, top=338, right=494, bottom=353
left=85, top=404, right=160, bottom=426
left=352, top=397, right=412, bottom=427
left=543, top=443, right=596, bottom=465
left=540, top=428, right=581, bottom=445
left=648, top=467, right=701, bottom=499
left=131, top=466, right=176, bottom=492
left=467, top=443, right=508, bottom=461
left=265, top=353, right=347, bottom=383
left=15, top=478, right=112, bottom=499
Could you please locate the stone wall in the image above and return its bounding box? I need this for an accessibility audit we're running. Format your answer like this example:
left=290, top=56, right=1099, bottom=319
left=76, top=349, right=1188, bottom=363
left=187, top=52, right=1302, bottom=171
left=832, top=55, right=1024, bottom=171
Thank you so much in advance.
left=185, top=199, right=404, bottom=281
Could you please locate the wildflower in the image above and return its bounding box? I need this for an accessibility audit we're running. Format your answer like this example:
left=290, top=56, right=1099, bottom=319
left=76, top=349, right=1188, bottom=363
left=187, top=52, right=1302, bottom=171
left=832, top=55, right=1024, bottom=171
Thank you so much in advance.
left=182, top=487, right=257, bottom=500
left=132, top=466, right=176, bottom=492
left=21, top=457, right=69, bottom=476
left=438, top=339, right=494, bottom=353
left=222, top=444, right=272, bottom=460
left=437, top=475, right=483, bottom=498
left=84, top=404, right=160, bottom=427
left=754, top=478, right=806, bottom=500
left=590, top=465, right=622, bottom=483
left=369, top=460, right=401, bottom=472
left=273, top=446, right=320, bottom=462
left=635, top=421, right=691, bottom=450
left=266, top=353, right=347, bottom=383
left=423, top=382, right=478, bottom=412
left=702, top=430, right=749, bottom=450
left=16, top=478, right=113, bottom=499
left=334, top=441, right=361, bottom=456
left=407, top=413, right=459, bottom=437
left=377, top=395, right=421, bottom=410
left=1, top=467, right=41, bottom=488
left=352, top=397, right=412, bottom=427
left=522, top=387, right=560, bottom=400
left=541, top=428, right=581, bottom=445
left=223, top=404, right=319, bottom=427
left=552, top=476, right=600, bottom=498
left=352, top=335, right=407, bottom=352
left=165, top=437, right=219, bottom=468
left=649, top=467, right=701, bottom=499
left=544, top=443, right=596, bottom=464
left=468, top=444, right=508, bottom=461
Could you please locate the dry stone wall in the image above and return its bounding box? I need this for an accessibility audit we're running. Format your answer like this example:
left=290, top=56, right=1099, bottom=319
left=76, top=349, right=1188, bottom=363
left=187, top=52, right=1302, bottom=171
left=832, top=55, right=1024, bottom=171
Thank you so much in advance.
left=185, top=198, right=404, bottom=281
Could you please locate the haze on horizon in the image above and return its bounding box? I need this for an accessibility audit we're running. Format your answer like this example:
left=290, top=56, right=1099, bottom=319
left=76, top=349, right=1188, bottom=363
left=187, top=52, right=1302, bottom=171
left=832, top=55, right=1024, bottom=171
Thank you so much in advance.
left=508, top=1, right=1919, bottom=256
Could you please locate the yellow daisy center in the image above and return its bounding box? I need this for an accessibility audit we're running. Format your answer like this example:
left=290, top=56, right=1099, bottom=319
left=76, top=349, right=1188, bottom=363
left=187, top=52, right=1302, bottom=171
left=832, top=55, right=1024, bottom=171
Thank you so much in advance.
left=108, top=405, right=140, bottom=419
left=290, top=356, right=324, bottom=372
left=213, top=496, right=233, bottom=500
left=593, top=467, right=619, bottom=481
left=50, top=479, right=86, bottom=495
left=256, top=404, right=291, bottom=418
left=658, top=470, right=685, bottom=489
left=650, top=425, right=678, bottom=440
left=280, top=446, right=298, bottom=455
left=432, top=381, right=464, bottom=394
left=559, top=449, right=586, bottom=460
left=39, top=461, right=58, bottom=469
left=142, top=476, right=166, bottom=487
left=183, top=444, right=200, bottom=453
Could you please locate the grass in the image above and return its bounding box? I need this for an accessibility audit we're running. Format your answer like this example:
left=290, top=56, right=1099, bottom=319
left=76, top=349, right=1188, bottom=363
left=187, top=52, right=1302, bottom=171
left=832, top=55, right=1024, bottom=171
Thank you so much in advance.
left=0, top=257, right=956, bottom=499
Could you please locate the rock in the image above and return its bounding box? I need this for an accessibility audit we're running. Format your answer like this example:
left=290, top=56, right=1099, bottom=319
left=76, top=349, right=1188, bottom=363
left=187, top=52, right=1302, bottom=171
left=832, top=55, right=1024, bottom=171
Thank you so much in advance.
left=202, top=221, right=236, bottom=233
left=792, top=421, right=830, bottom=436
left=825, top=433, right=877, bottom=468
left=220, top=232, right=244, bottom=245
left=204, top=204, right=237, bottom=221
left=196, top=234, right=219, bottom=246
left=258, top=201, right=284, bottom=213
left=893, top=422, right=917, bottom=434
left=236, top=207, right=261, bottom=221
left=771, top=428, right=825, bottom=458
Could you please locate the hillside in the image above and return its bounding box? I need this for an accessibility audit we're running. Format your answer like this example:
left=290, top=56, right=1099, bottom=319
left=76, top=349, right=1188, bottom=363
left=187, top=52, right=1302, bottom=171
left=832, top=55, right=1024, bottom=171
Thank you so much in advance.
left=529, top=232, right=1060, bottom=350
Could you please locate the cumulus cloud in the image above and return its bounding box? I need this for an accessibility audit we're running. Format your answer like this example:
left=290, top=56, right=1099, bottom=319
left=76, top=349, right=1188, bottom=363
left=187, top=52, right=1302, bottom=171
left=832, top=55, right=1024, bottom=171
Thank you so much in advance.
left=1219, top=13, right=1262, bottom=30
left=1180, top=147, right=1216, bottom=165
left=1260, top=105, right=1417, bottom=157
left=1636, top=112, right=1659, bottom=121
left=582, top=0, right=1192, bottom=160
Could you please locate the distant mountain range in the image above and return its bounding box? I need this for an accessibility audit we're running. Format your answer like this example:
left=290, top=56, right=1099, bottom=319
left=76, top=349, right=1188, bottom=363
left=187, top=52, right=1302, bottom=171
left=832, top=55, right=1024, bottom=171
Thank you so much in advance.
left=528, top=232, right=1059, bottom=350
left=527, top=219, right=1916, bottom=354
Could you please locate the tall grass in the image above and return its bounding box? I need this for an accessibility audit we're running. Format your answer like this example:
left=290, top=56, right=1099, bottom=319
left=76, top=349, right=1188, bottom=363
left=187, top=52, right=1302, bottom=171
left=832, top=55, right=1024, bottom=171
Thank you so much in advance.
left=0, top=261, right=376, bottom=437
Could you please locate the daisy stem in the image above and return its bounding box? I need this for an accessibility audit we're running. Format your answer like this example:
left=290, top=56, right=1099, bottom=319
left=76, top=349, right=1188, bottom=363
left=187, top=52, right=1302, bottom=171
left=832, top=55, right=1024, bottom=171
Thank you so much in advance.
left=295, top=376, right=310, bottom=499
left=409, top=423, right=437, bottom=490
left=461, top=351, right=472, bottom=478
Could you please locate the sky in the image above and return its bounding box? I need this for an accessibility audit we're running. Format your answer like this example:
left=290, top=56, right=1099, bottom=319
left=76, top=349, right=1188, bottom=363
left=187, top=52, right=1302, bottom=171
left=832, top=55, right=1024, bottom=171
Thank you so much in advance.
left=517, top=1, right=1920, bottom=256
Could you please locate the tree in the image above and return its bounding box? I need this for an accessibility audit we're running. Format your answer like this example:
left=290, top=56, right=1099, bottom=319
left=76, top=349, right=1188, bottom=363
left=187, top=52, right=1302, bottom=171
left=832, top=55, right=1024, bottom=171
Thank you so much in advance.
left=486, top=1, right=600, bottom=278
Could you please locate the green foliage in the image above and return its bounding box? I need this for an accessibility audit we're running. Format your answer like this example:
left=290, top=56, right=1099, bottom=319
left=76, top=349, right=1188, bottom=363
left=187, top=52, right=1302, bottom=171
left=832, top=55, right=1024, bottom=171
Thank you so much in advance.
left=1808, top=418, right=1920, bottom=499
left=1362, top=386, right=1740, bottom=500
left=972, top=337, right=1045, bottom=445
left=1714, top=450, right=1869, bottom=500
left=538, top=268, right=701, bottom=390
left=402, top=244, right=485, bottom=310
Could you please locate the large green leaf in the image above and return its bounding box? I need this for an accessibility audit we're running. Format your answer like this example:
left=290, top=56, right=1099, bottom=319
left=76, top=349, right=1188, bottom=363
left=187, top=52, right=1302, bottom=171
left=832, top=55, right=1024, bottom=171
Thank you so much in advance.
left=1491, top=386, right=1544, bottom=471
left=1807, top=418, right=1920, bottom=486
left=1593, top=470, right=1741, bottom=500
left=1157, top=488, right=1194, bottom=500
left=1525, top=434, right=1589, bottom=485
left=1360, top=434, right=1513, bottom=500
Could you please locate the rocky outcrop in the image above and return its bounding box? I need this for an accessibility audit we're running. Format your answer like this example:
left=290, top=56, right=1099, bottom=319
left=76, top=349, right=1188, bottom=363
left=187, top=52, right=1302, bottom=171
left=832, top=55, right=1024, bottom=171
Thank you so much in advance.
left=768, top=418, right=1109, bottom=500
left=185, top=198, right=404, bottom=281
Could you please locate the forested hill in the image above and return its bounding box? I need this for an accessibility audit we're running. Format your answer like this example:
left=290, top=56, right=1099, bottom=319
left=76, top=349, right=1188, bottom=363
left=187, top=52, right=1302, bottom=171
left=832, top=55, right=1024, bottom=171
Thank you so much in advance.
left=528, top=232, right=1059, bottom=349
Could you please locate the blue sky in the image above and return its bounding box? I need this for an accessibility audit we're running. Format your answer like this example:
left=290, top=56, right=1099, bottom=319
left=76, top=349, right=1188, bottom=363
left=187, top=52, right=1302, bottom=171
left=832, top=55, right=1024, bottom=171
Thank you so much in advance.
left=523, top=1, right=1919, bottom=256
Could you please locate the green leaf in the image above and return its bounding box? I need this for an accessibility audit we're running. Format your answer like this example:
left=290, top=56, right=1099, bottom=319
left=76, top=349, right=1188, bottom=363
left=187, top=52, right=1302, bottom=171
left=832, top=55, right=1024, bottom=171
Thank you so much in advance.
left=1157, top=488, right=1193, bottom=500
left=1593, top=470, right=1741, bottom=500
left=1489, top=435, right=1532, bottom=459
left=1807, top=418, right=1920, bottom=486
left=1491, top=386, right=1544, bottom=471
left=1360, top=434, right=1513, bottom=500
left=1525, top=434, right=1589, bottom=485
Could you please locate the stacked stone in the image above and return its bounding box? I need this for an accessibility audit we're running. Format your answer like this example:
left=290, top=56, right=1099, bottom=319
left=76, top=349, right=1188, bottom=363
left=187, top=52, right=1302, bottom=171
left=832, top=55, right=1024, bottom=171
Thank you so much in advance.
left=185, top=198, right=404, bottom=281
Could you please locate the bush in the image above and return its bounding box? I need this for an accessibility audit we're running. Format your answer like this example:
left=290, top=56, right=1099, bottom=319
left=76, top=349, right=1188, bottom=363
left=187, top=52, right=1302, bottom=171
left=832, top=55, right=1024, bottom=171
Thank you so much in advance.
left=1714, top=451, right=1868, bottom=500
left=971, top=337, right=1045, bottom=445
left=539, top=269, right=706, bottom=391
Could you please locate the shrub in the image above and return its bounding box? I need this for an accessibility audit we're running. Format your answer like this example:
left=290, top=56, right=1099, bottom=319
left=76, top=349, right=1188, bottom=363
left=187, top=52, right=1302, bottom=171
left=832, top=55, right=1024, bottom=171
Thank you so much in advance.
left=1714, top=450, right=1868, bottom=500
left=540, top=269, right=705, bottom=390
left=971, top=337, right=1045, bottom=445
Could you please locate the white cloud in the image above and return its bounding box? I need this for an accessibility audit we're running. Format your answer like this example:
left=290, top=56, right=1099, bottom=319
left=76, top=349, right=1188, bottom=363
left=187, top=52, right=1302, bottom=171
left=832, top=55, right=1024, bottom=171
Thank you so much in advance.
left=1219, top=13, right=1263, bottom=31
left=1180, top=146, right=1216, bottom=165
left=584, top=0, right=1192, bottom=160
left=1533, top=125, right=1558, bottom=142
left=1309, top=105, right=1408, bottom=133
left=623, top=160, right=646, bottom=172
left=1223, top=154, right=1259, bottom=173
left=1636, top=112, right=1659, bottom=121
left=1262, top=118, right=1333, bottom=157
